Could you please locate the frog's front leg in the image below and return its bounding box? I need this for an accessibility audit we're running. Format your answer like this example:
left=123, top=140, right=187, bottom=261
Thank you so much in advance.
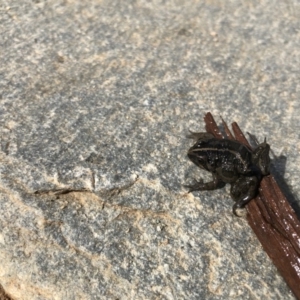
left=185, top=173, right=225, bottom=192
left=230, top=176, right=259, bottom=216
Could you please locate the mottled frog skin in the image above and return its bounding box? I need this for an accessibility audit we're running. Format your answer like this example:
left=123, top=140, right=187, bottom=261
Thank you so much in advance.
left=186, top=132, right=270, bottom=215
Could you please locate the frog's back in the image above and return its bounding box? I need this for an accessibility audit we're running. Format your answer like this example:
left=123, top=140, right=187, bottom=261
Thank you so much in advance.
left=191, top=137, right=252, bottom=174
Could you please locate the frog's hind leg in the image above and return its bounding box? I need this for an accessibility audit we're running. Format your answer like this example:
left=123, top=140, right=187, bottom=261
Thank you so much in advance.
left=185, top=173, right=225, bottom=192
left=230, top=176, right=259, bottom=216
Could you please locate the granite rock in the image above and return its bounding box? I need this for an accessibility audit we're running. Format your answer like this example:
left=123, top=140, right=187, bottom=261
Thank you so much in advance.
left=0, top=0, right=300, bottom=299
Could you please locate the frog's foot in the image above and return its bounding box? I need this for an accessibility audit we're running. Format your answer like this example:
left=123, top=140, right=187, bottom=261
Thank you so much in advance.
left=186, top=131, right=214, bottom=141
left=185, top=175, right=225, bottom=192
left=184, top=179, right=205, bottom=192
left=232, top=202, right=248, bottom=217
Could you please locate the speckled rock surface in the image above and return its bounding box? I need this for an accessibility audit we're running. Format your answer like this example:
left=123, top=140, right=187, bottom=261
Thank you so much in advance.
left=1, top=0, right=299, bottom=299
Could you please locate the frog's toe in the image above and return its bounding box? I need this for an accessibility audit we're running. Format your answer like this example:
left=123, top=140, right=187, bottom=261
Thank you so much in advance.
left=184, top=179, right=204, bottom=192
left=232, top=202, right=247, bottom=217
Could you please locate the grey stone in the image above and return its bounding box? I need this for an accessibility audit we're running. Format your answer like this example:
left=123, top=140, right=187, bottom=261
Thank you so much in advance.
left=0, top=0, right=299, bottom=299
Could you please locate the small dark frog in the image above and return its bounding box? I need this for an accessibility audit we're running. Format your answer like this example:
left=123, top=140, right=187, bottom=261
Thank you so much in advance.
left=186, top=132, right=270, bottom=215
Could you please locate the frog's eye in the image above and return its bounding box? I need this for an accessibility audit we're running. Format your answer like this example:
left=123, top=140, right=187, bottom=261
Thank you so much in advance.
left=187, top=152, right=208, bottom=169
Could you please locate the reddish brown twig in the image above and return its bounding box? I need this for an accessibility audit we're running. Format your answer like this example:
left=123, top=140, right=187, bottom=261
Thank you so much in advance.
left=204, top=112, right=300, bottom=299
left=0, top=283, right=13, bottom=300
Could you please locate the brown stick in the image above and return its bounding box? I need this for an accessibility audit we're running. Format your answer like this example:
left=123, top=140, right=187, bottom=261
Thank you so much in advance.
left=204, top=112, right=300, bottom=299
left=0, top=283, right=13, bottom=300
